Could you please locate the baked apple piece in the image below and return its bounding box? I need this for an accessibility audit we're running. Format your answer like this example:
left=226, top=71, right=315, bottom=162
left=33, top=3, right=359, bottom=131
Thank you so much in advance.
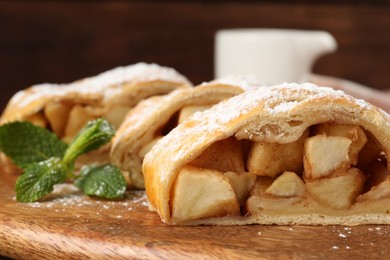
left=43, top=101, right=73, bottom=137
left=224, top=171, right=256, bottom=206
left=170, top=165, right=240, bottom=223
left=305, top=167, right=365, bottom=209
left=190, top=137, right=245, bottom=173
left=63, top=105, right=98, bottom=143
left=245, top=173, right=309, bottom=221
left=26, top=113, right=48, bottom=128
left=313, top=123, right=367, bottom=165
left=247, top=130, right=308, bottom=177
left=304, top=135, right=352, bottom=179
left=103, top=105, right=133, bottom=130
left=265, top=171, right=306, bottom=197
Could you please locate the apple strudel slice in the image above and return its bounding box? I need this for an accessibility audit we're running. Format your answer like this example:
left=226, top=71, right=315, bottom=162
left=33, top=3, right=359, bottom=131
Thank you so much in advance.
left=110, top=76, right=261, bottom=188
left=143, top=82, right=390, bottom=225
left=0, top=63, right=191, bottom=171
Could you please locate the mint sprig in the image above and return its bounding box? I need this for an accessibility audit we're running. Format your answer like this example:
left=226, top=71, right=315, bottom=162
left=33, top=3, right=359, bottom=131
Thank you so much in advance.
left=63, top=119, right=115, bottom=165
left=0, top=118, right=125, bottom=202
left=76, top=164, right=126, bottom=199
left=0, top=121, right=67, bottom=168
left=15, top=158, right=68, bottom=202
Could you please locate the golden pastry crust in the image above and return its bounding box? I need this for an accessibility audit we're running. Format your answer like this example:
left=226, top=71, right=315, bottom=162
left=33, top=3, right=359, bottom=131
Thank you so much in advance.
left=0, top=63, right=191, bottom=170
left=143, top=82, right=390, bottom=225
left=1, top=63, right=191, bottom=124
left=110, top=78, right=260, bottom=188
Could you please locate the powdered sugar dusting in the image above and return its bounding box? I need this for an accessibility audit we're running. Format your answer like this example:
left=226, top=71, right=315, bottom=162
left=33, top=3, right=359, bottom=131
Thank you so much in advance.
left=217, top=82, right=370, bottom=119
left=330, top=226, right=389, bottom=253
left=11, top=83, right=67, bottom=108
left=147, top=82, right=375, bottom=164
left=272, top=101, right=299, bottom=112
left=10, top=63, right=191, bottom=109
left=207, top=74, right=266, bottom=91
left=23, top=183, right=148, bottom=215
left=74, top=63, right=191, bottom=92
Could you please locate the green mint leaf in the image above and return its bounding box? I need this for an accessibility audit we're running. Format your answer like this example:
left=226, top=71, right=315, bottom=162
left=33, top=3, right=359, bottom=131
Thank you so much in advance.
left=15, top=157, right=68, bottom=202
left=75, top=164, right=126, bottom=199
left=63, top=118, right=114, bottom=165
left=0, top=121, right=67, bottom=168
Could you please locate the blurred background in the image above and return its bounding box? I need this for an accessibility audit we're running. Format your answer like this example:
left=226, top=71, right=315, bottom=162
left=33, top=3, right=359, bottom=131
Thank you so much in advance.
left=0, top=0, right=389, bottom=111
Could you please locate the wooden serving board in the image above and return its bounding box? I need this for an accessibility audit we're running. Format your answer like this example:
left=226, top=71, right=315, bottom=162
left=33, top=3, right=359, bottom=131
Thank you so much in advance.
left=0, top=171, right=389, bottom=259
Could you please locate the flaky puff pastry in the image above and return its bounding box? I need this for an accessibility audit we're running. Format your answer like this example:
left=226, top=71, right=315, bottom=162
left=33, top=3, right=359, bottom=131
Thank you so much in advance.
left=143, top=83, right=390, bottom=226
left=110, top=76, right=262, bottom=189
left=0, top=63, right=191, bottom=171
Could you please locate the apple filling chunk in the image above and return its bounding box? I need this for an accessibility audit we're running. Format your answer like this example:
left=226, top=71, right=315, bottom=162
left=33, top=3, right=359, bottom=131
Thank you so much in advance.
left=170, top=166, right=240, bottom=222
left=44, top=101, right=73, bottom=137
left=224, top=171, right=256, bottom=205
left=190, top=137, right=245, bottom=173
left=28, top=102, right=133, bottom=144
left=103, top=105, right=132, bottom=129
left=265, top=171, right=306, bottom=197
left=304, top=135, right=352, bottom=179
left=313, top=124, right=367, bottom=166
left=305, top=167, right=365, bottom=209
left=25, top=113, right=48, bottom=128
left=247, top=130, right=308, bottom=177
left=64, top=105, right=98, bottom=143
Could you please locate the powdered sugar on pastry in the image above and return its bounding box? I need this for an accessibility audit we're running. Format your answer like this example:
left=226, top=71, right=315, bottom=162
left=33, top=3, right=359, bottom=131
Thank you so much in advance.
left=205, top=74, right=265, bottom=91
left=10, top=83, right=66, bottom=108
left=149, top=83, right=378, bottom=160
left=212, top=83, right=370, bottom=121
left=73, top=63, right=192, bottom=100
left=9, top=63, right=191, bottom=109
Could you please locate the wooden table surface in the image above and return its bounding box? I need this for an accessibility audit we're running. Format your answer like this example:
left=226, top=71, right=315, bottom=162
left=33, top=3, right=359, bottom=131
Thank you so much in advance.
left=0, top=171, right=389, bottom=259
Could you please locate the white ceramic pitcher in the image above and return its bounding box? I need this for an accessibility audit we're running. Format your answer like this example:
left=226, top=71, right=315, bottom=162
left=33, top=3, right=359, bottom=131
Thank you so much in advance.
left=215, top=29, right=337, bottom=84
